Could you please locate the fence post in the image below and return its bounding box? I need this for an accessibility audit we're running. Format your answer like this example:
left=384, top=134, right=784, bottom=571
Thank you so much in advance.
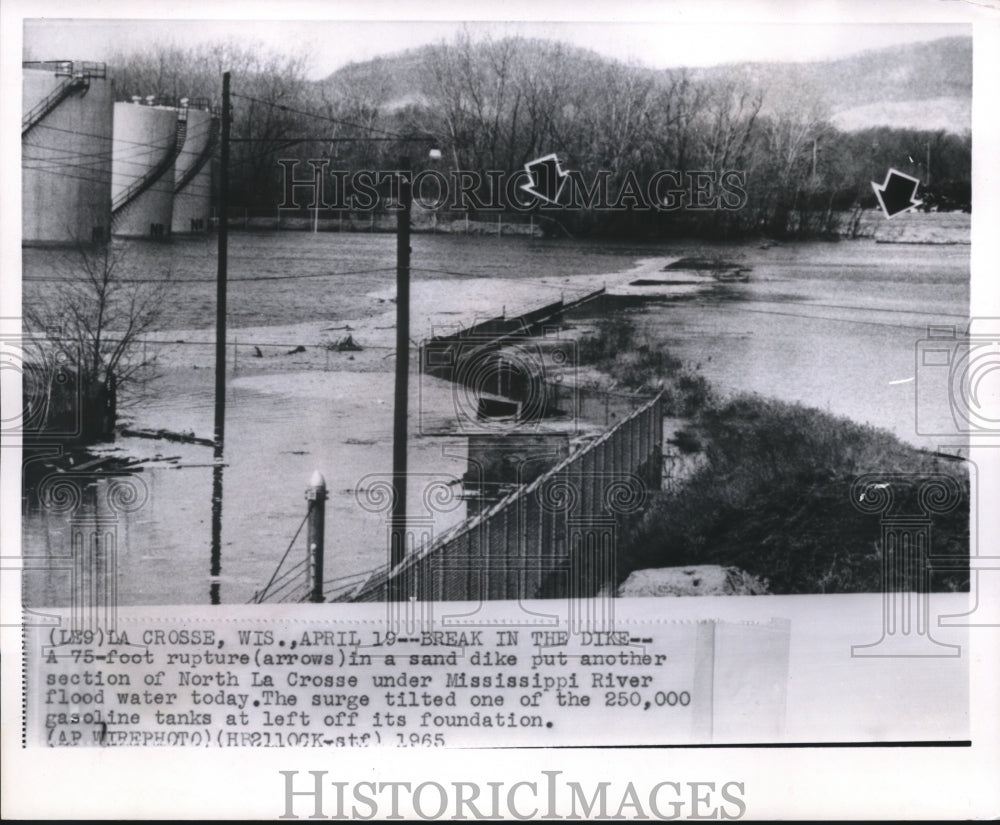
left=306, top=470, right=327, bottom=603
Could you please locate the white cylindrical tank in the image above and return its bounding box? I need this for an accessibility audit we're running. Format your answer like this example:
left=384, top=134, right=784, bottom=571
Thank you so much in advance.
left=172, top=106, right=216, bottom=233
left=111, top=101, right=180, bottom=238
left=22, top=62, right=114, bottom=245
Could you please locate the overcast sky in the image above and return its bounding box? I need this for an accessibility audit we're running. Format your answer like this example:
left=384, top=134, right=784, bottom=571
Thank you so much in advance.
left=23, top=18, right=970, bottom=80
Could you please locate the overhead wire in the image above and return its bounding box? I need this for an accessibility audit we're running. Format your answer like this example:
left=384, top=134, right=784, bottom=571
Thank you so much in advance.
left=24, top=119, right=218, bottom=161
left=24, top=119, right=220, bottom=200
left=230, top=91, right=434, bottom=142
left=23, top=265, right=398, bottom=284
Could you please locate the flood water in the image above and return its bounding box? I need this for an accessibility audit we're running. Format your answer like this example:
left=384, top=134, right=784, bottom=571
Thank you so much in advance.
left=22, top=230, right=969, bottom=605
left=586, top=240, right=970, bottom=450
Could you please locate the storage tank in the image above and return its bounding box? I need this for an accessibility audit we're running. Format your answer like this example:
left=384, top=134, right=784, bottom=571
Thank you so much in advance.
left=111, top=98, right=183, bottom=238
left=171, top=100, right=217, bottom=233
left=22, top=61, right=114, bottom=245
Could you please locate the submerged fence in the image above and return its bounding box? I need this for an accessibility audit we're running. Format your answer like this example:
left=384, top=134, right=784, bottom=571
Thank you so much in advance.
left=251, top=289, right=659, bottom=608
left=347, top=392, right=663, bottom=605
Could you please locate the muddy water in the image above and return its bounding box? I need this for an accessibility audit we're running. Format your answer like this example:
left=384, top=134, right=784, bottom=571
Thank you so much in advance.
left=22, top=232, right=969, bottom=605
left=575, top=240, right=970, bottom=452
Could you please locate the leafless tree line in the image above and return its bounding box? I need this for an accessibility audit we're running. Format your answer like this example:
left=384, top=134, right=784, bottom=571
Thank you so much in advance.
left=109, top=33, right=972, bottom=237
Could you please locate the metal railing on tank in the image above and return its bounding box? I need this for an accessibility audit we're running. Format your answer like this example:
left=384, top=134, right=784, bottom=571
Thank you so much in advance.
left=23, top=60, right=107, bottom=79
left=21, top=61, right=108, bottom=136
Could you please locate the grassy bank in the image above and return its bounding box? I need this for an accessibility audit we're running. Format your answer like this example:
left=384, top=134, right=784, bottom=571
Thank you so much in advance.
left=576, top=321, right=970, bottom=594
left=577, top=317, right=713, bottom=418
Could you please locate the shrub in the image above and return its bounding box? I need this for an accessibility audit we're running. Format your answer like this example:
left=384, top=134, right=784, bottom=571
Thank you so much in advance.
left=619, top=394, right=969, bottom=594
left=578, top=318, right=712, bottom=414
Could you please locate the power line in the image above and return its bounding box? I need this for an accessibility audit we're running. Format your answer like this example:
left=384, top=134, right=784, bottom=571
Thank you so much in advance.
left=27, top=120, right=211, bottom=152
left=23, top=162, right=214, bottom=198
left=21, top=163, right=214, bottom=200
left=229, top=91, right=429, bottom=142
left=23, top=120, right=218, bottom=161
left=26, top=263, right=582, bottom=287
left=23, top=265, right=397, bottom=284
left=25, top=119, right=271, bottom=169
left=26, top=259, right=590, bottom=289
left=24, top=155, right=215, bottom=195
left=22, top=335, right=395, bottom=351
left=23, top=120, right=219, bottom=201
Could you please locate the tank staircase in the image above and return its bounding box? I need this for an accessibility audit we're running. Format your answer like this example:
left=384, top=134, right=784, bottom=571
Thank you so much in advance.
left=174, top=112, right=219, bottom=195
left=111, top=112, right=188, bottom=229
left=21, top=62, right=98, bottom=138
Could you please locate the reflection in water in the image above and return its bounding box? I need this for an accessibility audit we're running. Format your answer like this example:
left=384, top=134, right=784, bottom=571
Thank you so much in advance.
left=23, top=464, right=149, bottom=621
left=210, top=460, right=224, bottom=605
left=77, top=482, right=111, bottom=633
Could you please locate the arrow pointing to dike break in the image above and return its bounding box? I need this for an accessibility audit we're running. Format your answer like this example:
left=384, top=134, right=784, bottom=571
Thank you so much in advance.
left=871, top=168, right=923, bottom=219
left=521, top=154, right=569, bottom=205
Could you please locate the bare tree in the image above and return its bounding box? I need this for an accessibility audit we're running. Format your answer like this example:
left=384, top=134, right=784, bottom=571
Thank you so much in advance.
left=755, top=89, right=830, bottom=234
left=23, top=242, right=169, bottom=442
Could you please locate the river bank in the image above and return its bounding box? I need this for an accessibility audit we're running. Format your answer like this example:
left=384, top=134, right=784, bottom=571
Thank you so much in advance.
left=223, top=207, right=970, bottom=245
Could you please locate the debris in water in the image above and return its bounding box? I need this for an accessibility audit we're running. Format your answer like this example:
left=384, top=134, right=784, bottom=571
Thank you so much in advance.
left=121, top=427, right=214, bottom=447
left=336, top=335, right=363, bottom=352
left=325, top=335, right=364, bottom=352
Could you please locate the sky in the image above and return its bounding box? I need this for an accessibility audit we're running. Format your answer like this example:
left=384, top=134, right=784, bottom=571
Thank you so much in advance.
left=22, top=17, right=971, bottom=80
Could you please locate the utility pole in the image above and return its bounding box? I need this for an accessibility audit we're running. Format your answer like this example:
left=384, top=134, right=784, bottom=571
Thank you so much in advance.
left=214, top=71, right=230, bottom=460
left=210, top=71, right=231, bottom=606
left=389, top=156, right=412, bottom=601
